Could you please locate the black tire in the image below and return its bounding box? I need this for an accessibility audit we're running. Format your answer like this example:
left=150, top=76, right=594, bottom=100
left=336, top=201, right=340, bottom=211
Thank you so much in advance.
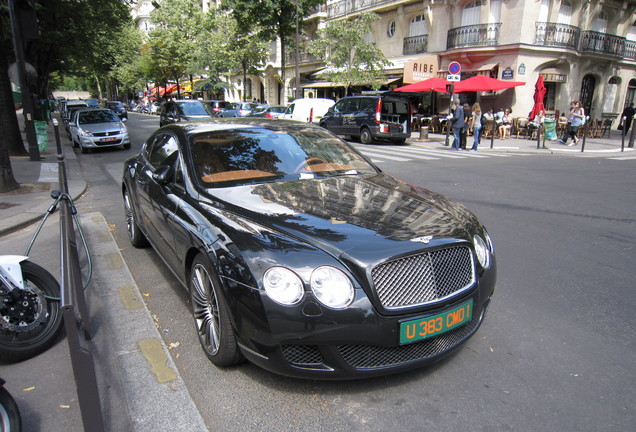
left=360, top=127, right=374, bottom=144
left=0, top=385, right=22, bottom=432
left=80, top=144, right=88, bottom=154
left=0, top=261, right=63, bottom=363
left=123, top=143, right=131, bottom=150
left=189, top=256, right=243, bottom=367
left=123, top=188, right=149, bottom=248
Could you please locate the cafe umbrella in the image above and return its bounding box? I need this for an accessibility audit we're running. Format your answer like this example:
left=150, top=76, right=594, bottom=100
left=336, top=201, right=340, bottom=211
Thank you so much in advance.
left=452, top=75, right=525, bottom=93
left=529, top=75, right=546, bottom=120
left=393, top=77, right=450, bottom=93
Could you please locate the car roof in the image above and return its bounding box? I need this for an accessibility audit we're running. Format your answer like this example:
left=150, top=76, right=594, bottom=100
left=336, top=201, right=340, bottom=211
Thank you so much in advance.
left=161, top=117, right=322, bottom=136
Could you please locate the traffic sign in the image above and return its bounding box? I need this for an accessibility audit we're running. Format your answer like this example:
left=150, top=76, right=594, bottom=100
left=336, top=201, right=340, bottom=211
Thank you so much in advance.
left=448, top=61, right=461, bottom=75
left=447, top=74, right=461, bottom=82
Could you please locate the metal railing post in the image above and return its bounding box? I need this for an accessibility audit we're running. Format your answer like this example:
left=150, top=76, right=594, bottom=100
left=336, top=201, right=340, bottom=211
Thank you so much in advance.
left=53, top=120, right=105, bottom=432
left=581, top=116, right=589, bottom=152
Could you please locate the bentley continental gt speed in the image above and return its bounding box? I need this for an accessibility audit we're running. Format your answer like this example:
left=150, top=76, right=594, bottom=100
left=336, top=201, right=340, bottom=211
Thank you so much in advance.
left=121, top=118, right=496, bottom=379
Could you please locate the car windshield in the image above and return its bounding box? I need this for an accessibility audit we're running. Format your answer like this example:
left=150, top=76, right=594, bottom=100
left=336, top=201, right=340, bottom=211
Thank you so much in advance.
left=180, top=102, right=212, bottom=116
left=190, top=126, right=377, bottom=187
left=251, top=106, right=268, bottom=114
left=107, top=102, right=124, bottom=109
left=78, top=110, right=119, bottom=124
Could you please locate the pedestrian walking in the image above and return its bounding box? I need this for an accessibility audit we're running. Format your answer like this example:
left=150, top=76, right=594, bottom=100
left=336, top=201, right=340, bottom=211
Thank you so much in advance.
left=449, top=100, right=465, bottom=150
left=461, top=103, right=470, bottom=149
left=469, top=102, right=482, bottom=151
left=620, top=103, right=635, bottom=133
left=560, top=101, right=585, bottom=146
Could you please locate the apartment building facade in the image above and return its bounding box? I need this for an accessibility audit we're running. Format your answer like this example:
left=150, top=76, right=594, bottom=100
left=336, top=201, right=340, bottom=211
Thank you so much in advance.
left=133, top=1, right=636, bottom=122
left=242, top=0, right=636, bottom=122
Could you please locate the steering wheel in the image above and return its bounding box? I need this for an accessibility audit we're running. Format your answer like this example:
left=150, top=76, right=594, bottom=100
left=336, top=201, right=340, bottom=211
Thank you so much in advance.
left=294, top=157, right=328, bottom=173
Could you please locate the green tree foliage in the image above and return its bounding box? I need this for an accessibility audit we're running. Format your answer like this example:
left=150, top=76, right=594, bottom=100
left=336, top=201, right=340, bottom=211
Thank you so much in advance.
left=221, top=0, right=324, bottom=101
left=309, top=12, right=390, bottom=95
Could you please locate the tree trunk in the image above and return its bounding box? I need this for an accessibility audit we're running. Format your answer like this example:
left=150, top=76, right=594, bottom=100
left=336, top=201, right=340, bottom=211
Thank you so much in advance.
left=0, top=55, right=20, bottom=192
left=0, top=20, right=28, bottom=158
left=279, top=30, right=286, bottom=105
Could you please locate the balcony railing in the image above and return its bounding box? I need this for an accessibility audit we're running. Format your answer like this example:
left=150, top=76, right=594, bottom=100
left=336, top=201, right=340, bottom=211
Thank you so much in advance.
left=447, top=23, right=502, bottom=49
left=286, top=51, right=320, bottom=65
left=534, top=22, right=580, bottom=50
left=626, top=40, right=636, bottom=60
left=580, top=30, right=626, bottom=57
left=403, top=34, right=428, bottom=55
left=327, top=0, right=397, bottom=19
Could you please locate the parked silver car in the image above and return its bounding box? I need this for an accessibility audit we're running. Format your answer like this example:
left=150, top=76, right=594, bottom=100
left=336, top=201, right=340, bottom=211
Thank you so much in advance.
left=220, top=102, right=258, bottom=117
left=68, top=108, right=130, bottom=153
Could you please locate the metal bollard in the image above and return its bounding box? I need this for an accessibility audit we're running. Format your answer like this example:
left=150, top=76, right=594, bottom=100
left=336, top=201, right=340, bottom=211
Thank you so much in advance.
left=419, top=126, right=429, bottom=140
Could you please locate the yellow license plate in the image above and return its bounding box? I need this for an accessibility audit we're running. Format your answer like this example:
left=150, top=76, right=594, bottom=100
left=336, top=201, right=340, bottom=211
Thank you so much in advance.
left=399, top=299, right=473, bottom=344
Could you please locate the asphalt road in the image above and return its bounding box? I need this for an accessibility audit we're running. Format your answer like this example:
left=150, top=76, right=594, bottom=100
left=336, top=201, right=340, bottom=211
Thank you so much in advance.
left=6, top=112, right=635, bottom=431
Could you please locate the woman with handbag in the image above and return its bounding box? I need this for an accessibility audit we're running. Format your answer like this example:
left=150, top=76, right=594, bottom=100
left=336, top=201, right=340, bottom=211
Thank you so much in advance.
left=560, top=101, right=585, bottom=146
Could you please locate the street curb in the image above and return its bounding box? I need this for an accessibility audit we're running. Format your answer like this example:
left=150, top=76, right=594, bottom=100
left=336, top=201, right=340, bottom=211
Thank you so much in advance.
left=80, top=212, right=208, bottom=432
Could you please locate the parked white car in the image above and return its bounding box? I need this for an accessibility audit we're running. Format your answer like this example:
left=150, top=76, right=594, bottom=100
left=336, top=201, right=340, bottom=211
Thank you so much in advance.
left=280, top=98, right=335, bottom=123
left=68, top=108, right=130, bottom=153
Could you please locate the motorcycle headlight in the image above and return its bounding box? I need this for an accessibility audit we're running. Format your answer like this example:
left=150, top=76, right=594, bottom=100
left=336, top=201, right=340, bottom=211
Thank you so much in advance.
left=310, top=266, right=354, bottom=309
left=263, top=267, right=303, bottom=306
left=473, top=234, right=492, bottom=269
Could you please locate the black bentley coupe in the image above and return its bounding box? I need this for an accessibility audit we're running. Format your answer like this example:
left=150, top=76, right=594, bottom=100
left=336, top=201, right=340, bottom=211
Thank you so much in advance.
left=122, top=118, right=496, bottom=379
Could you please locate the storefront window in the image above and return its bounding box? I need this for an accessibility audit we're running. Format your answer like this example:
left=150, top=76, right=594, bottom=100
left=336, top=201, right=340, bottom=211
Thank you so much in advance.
left=544, top=82, right=556, bottom=112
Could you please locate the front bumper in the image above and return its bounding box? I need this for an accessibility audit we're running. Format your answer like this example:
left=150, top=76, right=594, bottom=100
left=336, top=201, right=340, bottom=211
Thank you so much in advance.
left=79, top=132, right=130, bottom=148
left=232, top=268, right=495, bottom=379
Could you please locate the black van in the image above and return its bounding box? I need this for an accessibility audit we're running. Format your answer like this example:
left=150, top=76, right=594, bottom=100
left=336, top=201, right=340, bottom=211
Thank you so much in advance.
left=320, top=95, right=411, bottom=144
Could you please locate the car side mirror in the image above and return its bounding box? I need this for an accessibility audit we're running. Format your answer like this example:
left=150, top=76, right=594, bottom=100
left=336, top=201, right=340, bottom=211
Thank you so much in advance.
left=152, top=165, right=173, bottom=185
left=121, top=117, right=127, bottom=122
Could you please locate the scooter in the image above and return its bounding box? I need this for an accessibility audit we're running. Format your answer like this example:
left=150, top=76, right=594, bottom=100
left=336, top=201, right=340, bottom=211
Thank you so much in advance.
left=0, top=378, right=22, bottom=431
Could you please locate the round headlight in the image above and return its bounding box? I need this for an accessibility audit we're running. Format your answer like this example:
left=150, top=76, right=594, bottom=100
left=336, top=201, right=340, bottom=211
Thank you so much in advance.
left=473, top=235, right=491, bottom=269
left=310, top=266, right=354, bottom=309
left=263, top=267, right=304, bottom=306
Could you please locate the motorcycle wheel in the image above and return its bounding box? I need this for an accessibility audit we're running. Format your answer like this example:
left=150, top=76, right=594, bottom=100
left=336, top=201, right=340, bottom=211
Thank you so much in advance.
left=0, top=385, right=22, bottom=432
left=0, top=261, right=63, bottom=362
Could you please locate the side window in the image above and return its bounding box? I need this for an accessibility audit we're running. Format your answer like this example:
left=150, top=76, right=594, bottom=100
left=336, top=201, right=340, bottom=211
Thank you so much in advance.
left=333, top=100, right=346, bottom=113
left=347, top=98, right=361, bottom=112
left=286, top=103, right=295, bottom=115
left=359, top=98, right=376, bottom=112
left=148, top=133, right=179, bottom=168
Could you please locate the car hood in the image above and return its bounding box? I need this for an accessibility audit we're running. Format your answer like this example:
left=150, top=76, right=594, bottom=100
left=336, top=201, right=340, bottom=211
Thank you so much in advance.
left=202, top=173, right=481, bottom=264
left=80, top=122, right=123, bottom=133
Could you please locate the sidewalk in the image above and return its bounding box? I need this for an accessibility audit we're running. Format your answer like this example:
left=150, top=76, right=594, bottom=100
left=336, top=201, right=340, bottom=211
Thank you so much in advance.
left=1, top=113, right=207, bottom=431
left=406, top=127, right=636, bottom=154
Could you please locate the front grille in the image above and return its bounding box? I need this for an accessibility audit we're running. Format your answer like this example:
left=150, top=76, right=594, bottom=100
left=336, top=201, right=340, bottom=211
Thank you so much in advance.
left=371, top=246, right=475, bottom=309
left=93, top=131, right=120, bottom=137
left=339, top=312, right=481, bottom=370
left=281, top=344, right=323, bottom=367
